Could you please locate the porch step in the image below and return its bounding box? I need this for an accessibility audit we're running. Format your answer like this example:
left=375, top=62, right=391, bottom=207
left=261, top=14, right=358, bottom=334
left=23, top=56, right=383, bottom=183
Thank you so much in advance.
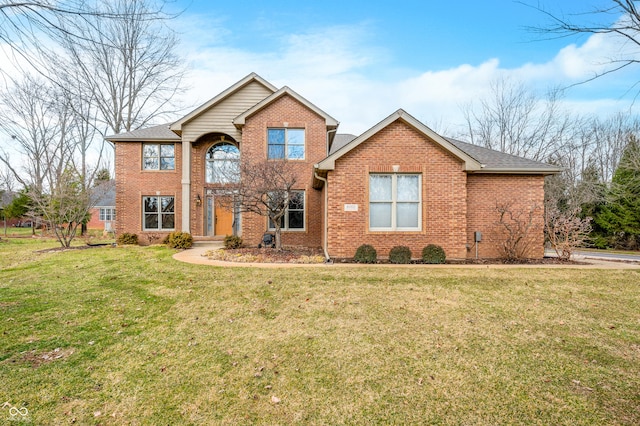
left=192, top=236, right=225, bottom=242
left=192, top=240, right=224, bottom=249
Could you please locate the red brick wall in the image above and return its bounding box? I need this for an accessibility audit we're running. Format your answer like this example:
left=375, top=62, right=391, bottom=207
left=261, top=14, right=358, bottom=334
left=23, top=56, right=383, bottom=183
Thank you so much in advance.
left=114, top=141, right=182, bottom=245
left=239, top=94, right=326, bottom=248
left=326, top=120, right=468, bottom=259
left=466, top=174, right=545, bottom=258
left=86, top=207, right=114, bottom=230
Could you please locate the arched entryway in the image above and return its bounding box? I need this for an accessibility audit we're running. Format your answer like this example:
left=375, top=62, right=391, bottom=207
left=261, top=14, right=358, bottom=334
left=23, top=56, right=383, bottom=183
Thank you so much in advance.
left=197, top=134, right=240, bottom=237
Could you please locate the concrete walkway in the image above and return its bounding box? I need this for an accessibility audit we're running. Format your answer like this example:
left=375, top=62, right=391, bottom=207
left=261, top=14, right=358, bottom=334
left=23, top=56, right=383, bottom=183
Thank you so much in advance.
left=173, top=243, right=640, bottom=269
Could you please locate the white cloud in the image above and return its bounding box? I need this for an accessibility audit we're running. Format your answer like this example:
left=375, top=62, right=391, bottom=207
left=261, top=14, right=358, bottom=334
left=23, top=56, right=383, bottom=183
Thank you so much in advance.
left=177, top=14, right=640, bottom=139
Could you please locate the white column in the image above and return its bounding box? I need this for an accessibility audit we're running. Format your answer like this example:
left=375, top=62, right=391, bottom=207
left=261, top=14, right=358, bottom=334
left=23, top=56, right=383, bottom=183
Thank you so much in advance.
left=181, top=141, right=191, bottom=233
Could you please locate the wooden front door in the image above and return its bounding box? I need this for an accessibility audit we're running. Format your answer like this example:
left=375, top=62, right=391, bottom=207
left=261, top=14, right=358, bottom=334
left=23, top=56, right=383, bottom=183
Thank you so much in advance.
left=214, top=198, right=233, bottom=236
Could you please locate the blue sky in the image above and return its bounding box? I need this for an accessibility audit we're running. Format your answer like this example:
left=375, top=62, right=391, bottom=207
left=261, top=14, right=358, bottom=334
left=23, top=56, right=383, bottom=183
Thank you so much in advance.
left=169, top=0, right=638, bottom=136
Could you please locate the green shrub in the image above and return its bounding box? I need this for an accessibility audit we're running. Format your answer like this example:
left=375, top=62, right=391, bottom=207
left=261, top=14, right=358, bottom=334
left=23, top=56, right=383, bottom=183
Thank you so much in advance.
left=166, top=231, right=193, bottom=249
left=389, top=245, right=412, bottom=264
left=223, top=234, right=243, bottom=249
left=117, top=232, right=138, bottom=245
left=354, top=244, right=377, bottom=263
left=422, top=244, right=446, bottom=264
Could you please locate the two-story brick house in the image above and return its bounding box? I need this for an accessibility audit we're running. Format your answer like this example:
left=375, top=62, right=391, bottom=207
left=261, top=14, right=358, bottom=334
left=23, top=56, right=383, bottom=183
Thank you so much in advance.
left=106, top=73, right=560, bottom=259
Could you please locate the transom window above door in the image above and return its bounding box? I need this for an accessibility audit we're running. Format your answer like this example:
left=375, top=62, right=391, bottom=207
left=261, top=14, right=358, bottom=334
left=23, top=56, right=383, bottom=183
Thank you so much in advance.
left=267, top=128, right=305, bottom=160
left=206, top=142, right=240, bottom=184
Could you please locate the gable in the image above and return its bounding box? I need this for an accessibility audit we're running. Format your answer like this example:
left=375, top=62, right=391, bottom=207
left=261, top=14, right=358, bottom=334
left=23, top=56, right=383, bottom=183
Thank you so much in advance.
left=233, top=86, right=338, bottom=129
left=171, top=73, right=277, bottom=142
left=316, top=109, right=481, bottom=172
left=334, top=120, right=466, bottom=173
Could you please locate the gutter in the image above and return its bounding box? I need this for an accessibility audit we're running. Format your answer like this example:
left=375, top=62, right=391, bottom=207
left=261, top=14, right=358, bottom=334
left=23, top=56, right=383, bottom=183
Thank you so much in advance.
left=313, top=171, right=331, bottom=263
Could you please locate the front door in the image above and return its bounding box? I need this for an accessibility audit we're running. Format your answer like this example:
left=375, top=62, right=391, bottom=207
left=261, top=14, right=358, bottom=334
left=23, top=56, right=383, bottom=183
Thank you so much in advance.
left=206, top=196, right=233, bottom=236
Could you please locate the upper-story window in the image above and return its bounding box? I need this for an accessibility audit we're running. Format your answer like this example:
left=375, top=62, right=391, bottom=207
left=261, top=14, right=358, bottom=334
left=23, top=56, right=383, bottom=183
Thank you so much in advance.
left=143, top=143, right=175, bottom=170
left=267, top=128, right=305, bottom=160
left=206, top=143, right=240, bottom=184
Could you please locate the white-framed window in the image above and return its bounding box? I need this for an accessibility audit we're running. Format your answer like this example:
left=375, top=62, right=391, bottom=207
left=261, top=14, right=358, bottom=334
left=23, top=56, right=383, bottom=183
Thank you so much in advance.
left=206, top=142, right=240, bottom=184
left=99, top=208, right=116, bottom=221
left=267, top=128, right=305, bottom=160
left=268, top=190, right=305, bottom=231
left=143, top=196, right=175, bottom=230
left=143, top=143, right=175, bottom=170
left=369, top=174, right=421, bottom=231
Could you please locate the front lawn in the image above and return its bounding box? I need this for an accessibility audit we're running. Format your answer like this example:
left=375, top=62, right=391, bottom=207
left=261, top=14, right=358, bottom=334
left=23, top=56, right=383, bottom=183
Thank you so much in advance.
left=1, top=238, right=639, bottom=425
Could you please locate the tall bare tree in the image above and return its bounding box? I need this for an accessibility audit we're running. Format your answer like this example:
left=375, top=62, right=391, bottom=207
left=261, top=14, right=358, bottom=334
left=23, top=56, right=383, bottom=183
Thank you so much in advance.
left=48, top=0, right=187, bottom=135
left=0, top=75, right=71, bottom=193
left=463, top=78, right=572, bottom=161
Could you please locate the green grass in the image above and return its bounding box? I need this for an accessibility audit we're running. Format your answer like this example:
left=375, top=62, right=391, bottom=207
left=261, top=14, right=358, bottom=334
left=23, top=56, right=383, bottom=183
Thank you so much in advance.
left=1, top=238, right=639, bottom=425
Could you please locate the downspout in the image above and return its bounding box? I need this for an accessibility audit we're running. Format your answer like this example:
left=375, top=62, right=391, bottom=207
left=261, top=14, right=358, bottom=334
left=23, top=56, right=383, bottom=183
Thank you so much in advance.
left=314, top=170, right=331, bottom=263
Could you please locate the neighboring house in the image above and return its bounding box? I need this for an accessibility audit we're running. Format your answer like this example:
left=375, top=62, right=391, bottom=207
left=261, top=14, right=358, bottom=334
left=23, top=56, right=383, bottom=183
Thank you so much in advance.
left=106, top=73, right=560, bottom=259
left=87, top=180, right=116, bottom=232
left=0, top=190, right=21, bottom=227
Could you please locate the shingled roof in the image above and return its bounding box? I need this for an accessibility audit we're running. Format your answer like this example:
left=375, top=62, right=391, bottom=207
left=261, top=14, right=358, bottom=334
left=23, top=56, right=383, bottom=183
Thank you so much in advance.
left=317, top=110, right=560, bottom=175
left=445, top=138, right=561, bottom=174
left=105, top=124, right=180, bottom=142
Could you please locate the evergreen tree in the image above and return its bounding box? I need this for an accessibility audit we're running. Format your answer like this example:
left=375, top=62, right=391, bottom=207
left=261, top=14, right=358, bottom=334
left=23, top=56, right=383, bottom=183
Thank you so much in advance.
left=594, top=136, right=640, bottom=249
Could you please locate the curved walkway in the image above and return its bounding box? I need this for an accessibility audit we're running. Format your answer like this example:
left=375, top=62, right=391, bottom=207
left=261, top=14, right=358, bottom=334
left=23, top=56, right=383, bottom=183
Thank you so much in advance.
left=173, top=243, right=640, bottom=269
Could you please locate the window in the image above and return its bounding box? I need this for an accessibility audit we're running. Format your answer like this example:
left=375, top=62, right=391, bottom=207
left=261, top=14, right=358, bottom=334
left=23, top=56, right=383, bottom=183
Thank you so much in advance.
left=143, top=196, right=175, bottom=230
left=99, top=208, right=115, bottom=221
left=206, top=143, right=240, bottom=184
left=268, top=190, right=305, bottom=230
left=143, top=144, right=175, bottom=170
left=369, top=174, right=421, bottom=230
left=267, top=128, right=305, bottom=160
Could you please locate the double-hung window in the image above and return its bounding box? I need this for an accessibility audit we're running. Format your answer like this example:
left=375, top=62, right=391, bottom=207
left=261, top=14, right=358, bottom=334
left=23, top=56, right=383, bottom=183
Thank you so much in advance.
left=143, top=196, right=175, bottom=230
left=99, top=208, right=115, bottom=221
left=143, top=143, right=175, bottom=170
left=268, top=190, right=305, bottom=230
left=267, top=128, right=305, bottom=160
left=369, top=174, right=421, bottom=231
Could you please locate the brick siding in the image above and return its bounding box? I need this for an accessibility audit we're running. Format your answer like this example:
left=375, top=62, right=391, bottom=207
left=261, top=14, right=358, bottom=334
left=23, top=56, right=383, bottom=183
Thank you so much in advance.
left=238, top=94, right=326, bottom=248
left=326, top=120, right=468, bottom=259
left=114, top=141, right=182, bottom=245
left=466, top=174, right=545, bottom=259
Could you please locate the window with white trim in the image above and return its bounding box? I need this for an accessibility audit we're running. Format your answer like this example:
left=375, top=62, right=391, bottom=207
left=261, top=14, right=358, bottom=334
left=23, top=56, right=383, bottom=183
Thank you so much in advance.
left=143, top=196, right=175, bottom=230
left=268, top=190, right=305, bottom=230
left=369, top=174, right=421, bottom=231
left=267, top=128, right=305, bottom=160
left=99, top=208, right=115, bottom=221
left=143, top=143, right=175, bottom=170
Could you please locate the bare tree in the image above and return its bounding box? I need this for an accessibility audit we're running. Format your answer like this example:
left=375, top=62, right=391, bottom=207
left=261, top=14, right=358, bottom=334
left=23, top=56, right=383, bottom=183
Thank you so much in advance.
left=0, top=75, right=71, bottom=193
left=463, top=78, right=572, bottom=161
left=545, top=203, right=592, bottom=260
left=491, top=201, right=543, bottom=260
left=29, top=168, right=97, bottom=247
left=528, top=0, right=640, bottom=95
left=221, top=159, right=298, bottom=250
left=48, top=0, right=187, bottom=135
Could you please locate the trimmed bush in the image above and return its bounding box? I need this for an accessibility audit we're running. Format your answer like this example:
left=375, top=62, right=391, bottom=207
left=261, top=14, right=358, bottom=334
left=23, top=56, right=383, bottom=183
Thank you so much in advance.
left=117, top=232, right=138, bottom=245
left=166, top=231, right=193, bottom=249
left=389, top=245, right=412, bottom=264
left=223, top=234, right=243, bottom=249
left=354, top=244, right=377, bottom=264
left=422, top=244, right=446, bottom=264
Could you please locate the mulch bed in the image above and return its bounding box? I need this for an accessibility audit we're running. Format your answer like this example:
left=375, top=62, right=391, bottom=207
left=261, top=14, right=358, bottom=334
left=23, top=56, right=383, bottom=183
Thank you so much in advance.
left=217, top=247, right=583, bottom=265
